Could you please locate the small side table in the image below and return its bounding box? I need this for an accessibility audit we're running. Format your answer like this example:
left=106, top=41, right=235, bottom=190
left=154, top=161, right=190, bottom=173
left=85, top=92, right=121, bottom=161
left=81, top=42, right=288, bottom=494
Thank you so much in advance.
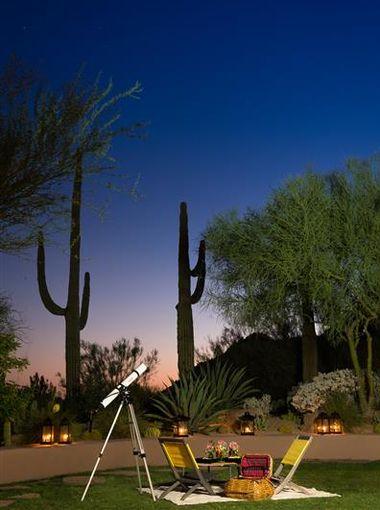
left=196, top=458, right=241, bottom=483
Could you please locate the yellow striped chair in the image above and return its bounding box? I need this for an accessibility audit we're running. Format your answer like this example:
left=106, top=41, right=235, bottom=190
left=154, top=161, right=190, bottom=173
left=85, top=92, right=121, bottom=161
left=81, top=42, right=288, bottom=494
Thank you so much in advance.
left=271, top=434, right=313, bottom=495
left=158, top=437, right=216, bottom=501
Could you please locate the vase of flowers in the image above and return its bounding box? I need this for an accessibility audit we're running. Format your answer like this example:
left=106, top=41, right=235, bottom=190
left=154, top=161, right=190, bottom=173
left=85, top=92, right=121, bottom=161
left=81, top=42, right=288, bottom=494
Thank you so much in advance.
left=204, top=440, right=240, bottom=460
left=228, top=441, right=240, bottom=457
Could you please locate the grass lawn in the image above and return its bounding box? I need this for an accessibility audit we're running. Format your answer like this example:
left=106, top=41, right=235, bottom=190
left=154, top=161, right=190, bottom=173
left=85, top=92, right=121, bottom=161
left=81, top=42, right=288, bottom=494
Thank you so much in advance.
left=1, top=462, right=379, bottom=509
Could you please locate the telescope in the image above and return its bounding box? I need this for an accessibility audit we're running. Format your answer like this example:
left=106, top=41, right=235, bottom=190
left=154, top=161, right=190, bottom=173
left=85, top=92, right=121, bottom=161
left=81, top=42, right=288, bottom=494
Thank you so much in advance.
left=100, top=363, right=148, bottom=409
left=81, top=362, right=155, bottom=502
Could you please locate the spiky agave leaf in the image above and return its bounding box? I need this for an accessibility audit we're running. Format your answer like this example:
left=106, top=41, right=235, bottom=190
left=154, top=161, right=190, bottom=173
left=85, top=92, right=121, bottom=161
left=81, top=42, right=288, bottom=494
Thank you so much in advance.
left=147, top=360, right=255, bottom=432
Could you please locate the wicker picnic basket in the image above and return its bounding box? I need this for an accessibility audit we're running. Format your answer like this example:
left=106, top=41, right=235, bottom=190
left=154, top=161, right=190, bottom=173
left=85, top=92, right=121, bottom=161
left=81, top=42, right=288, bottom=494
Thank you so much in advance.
left=224, top=477, right=274, bottom=501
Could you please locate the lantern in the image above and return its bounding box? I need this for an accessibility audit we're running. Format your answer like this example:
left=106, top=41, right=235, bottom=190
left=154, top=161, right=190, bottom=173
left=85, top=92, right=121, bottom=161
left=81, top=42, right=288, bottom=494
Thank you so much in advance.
left=58, top=418, right=72, bottom=444
left=329, top=412, right=343, bottom=434
left=239, top=411, right=255, bottom=435
left=314, top=412, right=330, bottom=435
left=41, top=418, right=54, bottom=445
left=173, top=416, right=189, bottom=437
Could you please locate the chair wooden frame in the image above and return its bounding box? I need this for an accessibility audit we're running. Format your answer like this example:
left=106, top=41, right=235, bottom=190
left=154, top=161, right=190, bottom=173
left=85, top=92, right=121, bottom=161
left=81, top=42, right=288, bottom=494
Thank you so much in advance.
left=271, top=434, right=313, bottom=495
left=158, top=437, right=216, bottom=501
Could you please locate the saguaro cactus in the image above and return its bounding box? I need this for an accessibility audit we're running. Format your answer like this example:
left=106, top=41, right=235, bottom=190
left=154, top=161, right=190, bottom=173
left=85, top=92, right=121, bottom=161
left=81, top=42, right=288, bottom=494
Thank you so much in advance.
left=37, top=157, right=90, bottom=402
left=176, top=202, right=206, bottom=378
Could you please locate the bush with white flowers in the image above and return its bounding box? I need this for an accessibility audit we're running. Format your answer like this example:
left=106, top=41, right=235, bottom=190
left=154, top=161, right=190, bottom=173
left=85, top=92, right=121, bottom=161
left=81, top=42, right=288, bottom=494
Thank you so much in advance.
left=290, top=369, right=358, bottom=414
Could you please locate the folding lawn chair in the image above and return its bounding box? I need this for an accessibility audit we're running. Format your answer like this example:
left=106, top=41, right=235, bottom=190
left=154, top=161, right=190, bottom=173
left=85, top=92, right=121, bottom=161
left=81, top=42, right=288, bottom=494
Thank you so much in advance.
left=158, top=437, right=216, bottom=501
left=271, top=434, right=313, bottom=495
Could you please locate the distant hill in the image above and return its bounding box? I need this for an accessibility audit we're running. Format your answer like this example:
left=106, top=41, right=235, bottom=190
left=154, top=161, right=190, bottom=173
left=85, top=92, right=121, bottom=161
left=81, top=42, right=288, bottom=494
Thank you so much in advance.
left=216, top=332, right=380, bottom=401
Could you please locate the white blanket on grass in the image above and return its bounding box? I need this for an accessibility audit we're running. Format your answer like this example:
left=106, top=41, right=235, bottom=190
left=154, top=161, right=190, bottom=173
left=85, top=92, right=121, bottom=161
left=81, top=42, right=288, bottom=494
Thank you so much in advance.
left=141, top=485, right=340, bottom=505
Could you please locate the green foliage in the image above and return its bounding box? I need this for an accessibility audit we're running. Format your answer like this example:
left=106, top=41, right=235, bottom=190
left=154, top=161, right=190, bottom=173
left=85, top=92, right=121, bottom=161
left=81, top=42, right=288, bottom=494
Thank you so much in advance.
left=0, top=295, right=28, bottom=429
left=71, top=422, right=87, bottom=441
left=29, top=373, right=57, bottom=410
left=148, top=360, right=254, bottom=433
left=204, top=172, right=330, bottom=339
left=243, top=394, right=271, bottom=430
left=93, top=407, right=131, bottom=439
left=80, top=429, right=102, bottom=441
left=373, top=423, right=380, bottom=434
left=205, top=159, right=380, bottom=410
left=278, top=419, right=297, bottom=434
left=142, top=423, right=161, bottom=438
left=322, top=392, right=363, bottom=432
left=281, top=411, right=301, bottom=427
left=79, top=337, right=159, bottom=420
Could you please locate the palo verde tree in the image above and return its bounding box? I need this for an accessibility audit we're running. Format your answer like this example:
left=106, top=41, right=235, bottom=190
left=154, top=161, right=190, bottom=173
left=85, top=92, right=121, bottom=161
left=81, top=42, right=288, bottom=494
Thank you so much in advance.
left=0, top=295, right=28, bottom=446
left=205, top=173, right=331, bottom=382
left=176, top=202, right=206, bottom=378
left=37, top=72, right=143, bottom=402
left=0, top=56, right=80, bottom=253
left=318, top=160, right=380, bottom=416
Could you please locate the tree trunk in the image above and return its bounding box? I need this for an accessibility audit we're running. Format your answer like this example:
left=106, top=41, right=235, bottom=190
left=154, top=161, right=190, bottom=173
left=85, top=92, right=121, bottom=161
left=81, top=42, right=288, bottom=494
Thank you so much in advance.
left=3, top=419, right=11, bottom=447
left=346, top=328, right=368, bottom=416
left=301, top=298, right=318, bottom=382
left=365, top=329, right=375, bottom=411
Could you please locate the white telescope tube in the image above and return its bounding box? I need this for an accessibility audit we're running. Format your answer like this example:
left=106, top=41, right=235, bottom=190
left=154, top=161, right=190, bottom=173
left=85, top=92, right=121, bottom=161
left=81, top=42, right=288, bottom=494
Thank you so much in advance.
left=100, top=363, right=147, bottom=409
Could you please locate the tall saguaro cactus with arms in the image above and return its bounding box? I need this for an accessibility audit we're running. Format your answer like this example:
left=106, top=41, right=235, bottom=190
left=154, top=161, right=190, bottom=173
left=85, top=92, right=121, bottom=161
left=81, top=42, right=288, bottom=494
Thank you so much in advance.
left=38, top=154, right=90, bottom=402
left=177, top=202, right=206, bottom=378
left=36, top=72, right=143, bottom=402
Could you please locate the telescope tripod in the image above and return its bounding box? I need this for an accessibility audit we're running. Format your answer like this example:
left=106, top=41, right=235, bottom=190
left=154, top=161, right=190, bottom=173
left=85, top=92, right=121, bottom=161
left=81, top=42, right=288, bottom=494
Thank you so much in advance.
left=81, top=388, right=156, bottom=502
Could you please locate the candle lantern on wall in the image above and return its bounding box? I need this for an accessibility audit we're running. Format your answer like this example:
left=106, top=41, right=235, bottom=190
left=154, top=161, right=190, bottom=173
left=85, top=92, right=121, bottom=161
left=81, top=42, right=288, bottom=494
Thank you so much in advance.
left=239, top=411, right=255, bottom=435
left=41, top=418, right=54, bottom=445
left=59, top=417, right=72, bottom=444
left=173, top=416, right=189, bottom=437
left=314, top=412, right=330, bottom=434
left=329, top=412, right=343, bottom=434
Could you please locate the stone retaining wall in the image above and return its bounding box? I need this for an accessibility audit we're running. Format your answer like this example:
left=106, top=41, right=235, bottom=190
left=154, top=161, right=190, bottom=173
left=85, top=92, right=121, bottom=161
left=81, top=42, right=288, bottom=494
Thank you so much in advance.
left=1, top=434, right=379, bottom=485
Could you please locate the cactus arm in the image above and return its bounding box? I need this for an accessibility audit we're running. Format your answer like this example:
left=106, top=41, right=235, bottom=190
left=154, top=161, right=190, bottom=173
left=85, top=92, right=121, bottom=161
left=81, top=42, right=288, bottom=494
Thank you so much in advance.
left=190, top=240, right=206, bottom=276
left=191, top=240, right=206, bottom=304
left=79, top=271, right=90, bottom=330
left=37, top=234, right=66, bottom=316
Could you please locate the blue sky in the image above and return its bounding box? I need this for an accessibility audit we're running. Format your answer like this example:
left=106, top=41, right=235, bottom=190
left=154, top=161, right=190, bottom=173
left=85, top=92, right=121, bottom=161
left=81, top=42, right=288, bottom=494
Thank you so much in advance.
left=2, top=1, right=380, bottom=385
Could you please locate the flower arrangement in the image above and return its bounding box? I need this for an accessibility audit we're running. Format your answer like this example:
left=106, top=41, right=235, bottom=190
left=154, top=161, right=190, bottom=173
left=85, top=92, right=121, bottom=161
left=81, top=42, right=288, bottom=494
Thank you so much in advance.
left=228, top=441, right=240, bottom=457
left=204, top=440, right=240, bottom=459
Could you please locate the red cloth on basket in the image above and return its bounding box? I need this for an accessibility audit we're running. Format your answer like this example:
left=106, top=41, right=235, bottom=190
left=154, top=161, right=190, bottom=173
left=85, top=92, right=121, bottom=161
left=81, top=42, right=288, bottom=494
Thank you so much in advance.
left=240, top=454, right=273, bottom=480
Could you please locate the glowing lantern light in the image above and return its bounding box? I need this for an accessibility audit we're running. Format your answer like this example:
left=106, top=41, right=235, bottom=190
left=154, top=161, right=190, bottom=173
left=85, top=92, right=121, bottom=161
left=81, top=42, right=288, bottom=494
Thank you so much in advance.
left=59, top=417, right=72, bottom=444
left=41, top=418, right=54, bottom=445
left=173, top=416, right=189, bottom=437
left=239, top=411, right=255, bottom=435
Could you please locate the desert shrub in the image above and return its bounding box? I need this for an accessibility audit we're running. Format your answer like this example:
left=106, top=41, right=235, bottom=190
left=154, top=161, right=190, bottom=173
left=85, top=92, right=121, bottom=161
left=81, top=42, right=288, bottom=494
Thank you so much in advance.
left=290, top=370, right=358, bottom=413
left=81, top=429, right=102, bottom=441
left=148, top=360, right=254, bottom=433
left=143, top=423, right=161, bottom=438
left=278, top=419, right=296, bottom=434
left=93, top=407, right=131, bottom=439
left=374, top=373, right=380, bottom=409
left=243, top=394, right=271, bottom=430
left=71, top=422, right=86, bottom=441
left=322, top=392, right=362, bottom=431
left=281, top=411, right=301, bottom=427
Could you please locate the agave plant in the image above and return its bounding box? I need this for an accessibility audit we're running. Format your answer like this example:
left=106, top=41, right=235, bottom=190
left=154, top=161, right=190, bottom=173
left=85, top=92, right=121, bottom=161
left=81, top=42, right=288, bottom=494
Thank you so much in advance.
left=148, top=360, right=254, bottom=433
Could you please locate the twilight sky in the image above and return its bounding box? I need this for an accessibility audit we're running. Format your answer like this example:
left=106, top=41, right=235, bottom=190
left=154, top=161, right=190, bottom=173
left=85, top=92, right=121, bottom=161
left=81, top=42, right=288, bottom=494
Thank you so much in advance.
left=2, top=1, right=380, bottom=387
